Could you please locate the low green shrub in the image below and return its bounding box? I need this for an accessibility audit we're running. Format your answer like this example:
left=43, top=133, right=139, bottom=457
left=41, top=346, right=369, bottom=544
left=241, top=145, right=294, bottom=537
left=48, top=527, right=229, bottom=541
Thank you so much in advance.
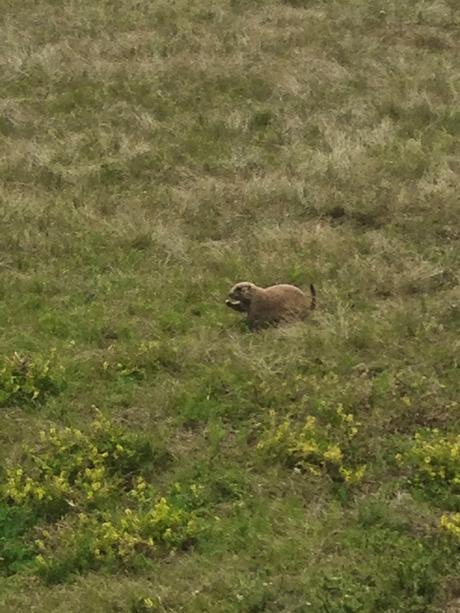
left=0, top=505, right=36, bottom=575
left=0, top=351, right=64, bottom=408
left=256, top=403, right=366, bottom=484
left=34, top=496, right=200, bottom=583
left=440, top=513, right=460, bottom=541
left=0, top=414, right=202, bottom=581
left=2, top=413, right=157, bottom=518
left=396, top=429, right=459, bottom=510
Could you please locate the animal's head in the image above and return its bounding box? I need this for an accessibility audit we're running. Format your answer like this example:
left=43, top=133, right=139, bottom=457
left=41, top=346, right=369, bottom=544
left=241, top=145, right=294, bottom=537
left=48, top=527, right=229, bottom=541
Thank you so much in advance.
left=226, top=281, right=257, bottom=311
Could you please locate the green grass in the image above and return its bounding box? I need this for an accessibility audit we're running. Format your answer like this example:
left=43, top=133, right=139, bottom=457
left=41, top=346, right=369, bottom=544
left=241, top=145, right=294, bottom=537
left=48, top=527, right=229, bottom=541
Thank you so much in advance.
left=1, top=0, right=459, bottom=610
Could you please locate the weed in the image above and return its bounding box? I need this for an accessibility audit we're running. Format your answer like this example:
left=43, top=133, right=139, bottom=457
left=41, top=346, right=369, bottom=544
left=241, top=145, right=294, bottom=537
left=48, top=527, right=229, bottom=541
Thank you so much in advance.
left=0, top=415, right=196, bottom=581
left=257, top=403, right=365, bottom=485
left=440, top=513, right=460, bottom=541
left=397, top=429, right=460, bottom=510
left=1, top=414, right=159, bottom=518
left=0, top=352, right=64, bottom=408
left=34, top=496, right=200, bottom=583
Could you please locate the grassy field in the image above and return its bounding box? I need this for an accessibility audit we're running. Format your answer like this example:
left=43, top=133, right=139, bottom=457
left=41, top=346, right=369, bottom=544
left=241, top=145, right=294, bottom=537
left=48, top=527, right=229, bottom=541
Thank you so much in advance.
left=1, top=0, right=459, bottom=611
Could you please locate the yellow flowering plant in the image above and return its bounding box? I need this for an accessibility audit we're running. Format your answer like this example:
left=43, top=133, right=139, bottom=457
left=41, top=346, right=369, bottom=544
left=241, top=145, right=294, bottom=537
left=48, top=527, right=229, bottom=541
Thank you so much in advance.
left=256, top=404, right=365, bottom=484
left=131, top=596, right=159, bottom=612
left=34, top=495, right=200, bottom=582
left=0, top=351, right=64, bottom=408
left=1, top=415, right=202, bottom=581
left=1, top=415, right=157, bottom=517
left=440, top=513, right=460, bottom=541
left=398, top=429, right=459, bottom=508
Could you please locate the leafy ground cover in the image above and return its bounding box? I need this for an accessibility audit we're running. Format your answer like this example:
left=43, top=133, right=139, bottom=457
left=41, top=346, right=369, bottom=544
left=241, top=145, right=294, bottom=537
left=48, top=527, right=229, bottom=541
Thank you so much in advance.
left=0, top=0, right=459, bottom=610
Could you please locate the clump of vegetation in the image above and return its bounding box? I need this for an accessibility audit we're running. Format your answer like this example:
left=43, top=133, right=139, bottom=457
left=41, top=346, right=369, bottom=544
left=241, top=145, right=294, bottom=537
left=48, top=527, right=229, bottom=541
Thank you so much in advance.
left=2, top=414, right=157, bottom=516
left=257, top=403, right=365, bottom=484
left=397, top=429, right=460, bottom=509
left=130, top=595, right=160, bottom=613
left=0, top=352, right=64, bottom=408
left=440, top=513, right=460, bottom=541
left=34, top=496, right=200, bottom=583
left=0, top=415, right=200, bottom=582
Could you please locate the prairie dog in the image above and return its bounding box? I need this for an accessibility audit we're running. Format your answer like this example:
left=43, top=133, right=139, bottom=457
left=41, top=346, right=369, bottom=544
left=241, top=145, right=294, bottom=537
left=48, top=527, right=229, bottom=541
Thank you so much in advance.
left=226, top=281, right=316, bottom=330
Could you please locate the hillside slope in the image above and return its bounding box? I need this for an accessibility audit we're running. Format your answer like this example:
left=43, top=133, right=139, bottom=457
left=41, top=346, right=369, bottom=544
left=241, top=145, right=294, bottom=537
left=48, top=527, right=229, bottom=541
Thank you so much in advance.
left=0, top=1, right=459, bottom=611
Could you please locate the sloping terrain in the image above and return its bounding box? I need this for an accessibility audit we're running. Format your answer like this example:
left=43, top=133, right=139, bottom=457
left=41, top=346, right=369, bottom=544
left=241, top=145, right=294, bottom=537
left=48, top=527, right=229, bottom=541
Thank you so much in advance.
left=0, top=1, right=459, bottom=611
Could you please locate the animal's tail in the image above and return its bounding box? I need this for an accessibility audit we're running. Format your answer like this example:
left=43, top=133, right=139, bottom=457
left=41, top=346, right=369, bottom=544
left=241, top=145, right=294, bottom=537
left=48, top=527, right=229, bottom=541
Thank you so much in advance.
left=310, top=284, right=316, bottom=311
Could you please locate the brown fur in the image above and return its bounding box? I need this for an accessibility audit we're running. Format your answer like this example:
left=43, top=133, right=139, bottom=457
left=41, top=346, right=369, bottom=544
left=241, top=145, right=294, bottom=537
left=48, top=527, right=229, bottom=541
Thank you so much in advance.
left=225, top=281, right=316, bottom=330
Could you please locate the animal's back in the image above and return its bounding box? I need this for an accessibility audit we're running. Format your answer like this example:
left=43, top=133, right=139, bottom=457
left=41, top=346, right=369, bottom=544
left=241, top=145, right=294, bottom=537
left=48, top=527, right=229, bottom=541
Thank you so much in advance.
left=254, top=284, right=309, bottom=323
left=266, top=285, right=308, bottom=309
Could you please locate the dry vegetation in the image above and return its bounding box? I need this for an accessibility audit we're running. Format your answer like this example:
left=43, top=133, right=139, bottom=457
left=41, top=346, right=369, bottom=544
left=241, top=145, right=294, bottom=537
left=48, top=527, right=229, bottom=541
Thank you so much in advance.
left=0, top=0, right=459, bottom=611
